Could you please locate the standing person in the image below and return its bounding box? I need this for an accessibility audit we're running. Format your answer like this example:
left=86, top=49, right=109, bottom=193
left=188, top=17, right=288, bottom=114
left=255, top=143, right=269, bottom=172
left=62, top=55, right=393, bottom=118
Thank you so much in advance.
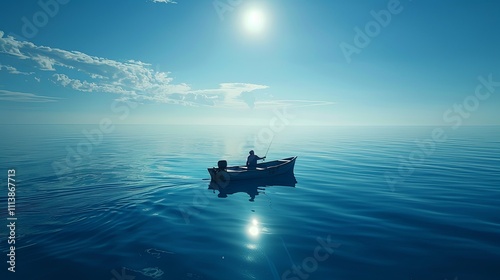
left=246, top=150, right=265, bottom=170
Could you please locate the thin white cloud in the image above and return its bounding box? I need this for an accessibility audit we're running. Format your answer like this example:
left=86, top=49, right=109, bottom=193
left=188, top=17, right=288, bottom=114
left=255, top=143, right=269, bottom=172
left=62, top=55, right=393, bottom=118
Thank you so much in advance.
left=52, top=73, right=134, bottom=95
left=0, top=31, right=30, bottom=59
left=0, top=31, right=270, bottom=107
left=187, top=83, right=269, bottom=108
left=0, top=30, right=334, bottom=109
left=32, top=55, right=57, bottom=71
left=0, top=64, right=32, bottom=75
left=0, top=89, right=61, bottom=103
left=151, top=0, right=177, bottom=3
left=258, top=100, right=336, bottom=108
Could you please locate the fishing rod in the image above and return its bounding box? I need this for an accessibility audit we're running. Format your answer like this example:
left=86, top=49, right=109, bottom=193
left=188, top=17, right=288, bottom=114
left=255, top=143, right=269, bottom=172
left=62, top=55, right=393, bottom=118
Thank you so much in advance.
left=263, top=135, right=274, bottom=160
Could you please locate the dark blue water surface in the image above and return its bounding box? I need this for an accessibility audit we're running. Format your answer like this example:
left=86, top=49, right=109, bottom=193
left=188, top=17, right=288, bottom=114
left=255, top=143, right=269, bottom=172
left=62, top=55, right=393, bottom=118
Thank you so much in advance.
left=1, top=125, right=499, bottom=280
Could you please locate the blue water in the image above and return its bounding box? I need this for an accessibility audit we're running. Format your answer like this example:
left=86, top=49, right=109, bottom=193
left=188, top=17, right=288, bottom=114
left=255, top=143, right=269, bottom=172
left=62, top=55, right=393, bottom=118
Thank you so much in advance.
left=1, top=125, right=499, bottom=280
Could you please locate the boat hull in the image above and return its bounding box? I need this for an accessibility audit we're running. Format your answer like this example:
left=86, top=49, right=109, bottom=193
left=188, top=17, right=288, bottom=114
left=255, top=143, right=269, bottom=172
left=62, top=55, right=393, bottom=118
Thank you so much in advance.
left=207, top=156, right=297, bottom=182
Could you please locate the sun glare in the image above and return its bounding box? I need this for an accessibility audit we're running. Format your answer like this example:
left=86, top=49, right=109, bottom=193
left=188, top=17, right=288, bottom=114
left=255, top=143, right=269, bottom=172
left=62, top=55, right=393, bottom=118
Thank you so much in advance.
left=247, top=218, right=260, bottom=237
left=243, top=8, right=266, bottom=34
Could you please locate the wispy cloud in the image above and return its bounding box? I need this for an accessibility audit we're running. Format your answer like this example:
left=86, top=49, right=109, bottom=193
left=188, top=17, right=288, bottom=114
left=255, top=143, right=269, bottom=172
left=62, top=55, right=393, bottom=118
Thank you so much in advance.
left=258, top=100, right=336, bottom=108
left=0, top=89, right=61, bottom=103
left=52, top=73, right=134, bottom=95
left=0, top=30, right=334, bottom=109
left=151, top=0, right=177, bottom=4
left=32, top=55, right=57, bottom=71
left=0, top=30, right=270, bottom=108
left=0, top=64, right=32, bottom=75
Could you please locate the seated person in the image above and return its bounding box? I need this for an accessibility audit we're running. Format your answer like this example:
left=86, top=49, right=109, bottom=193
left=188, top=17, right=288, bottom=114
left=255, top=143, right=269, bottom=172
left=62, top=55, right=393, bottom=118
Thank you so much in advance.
left=246, top=150, right=265, bottom=170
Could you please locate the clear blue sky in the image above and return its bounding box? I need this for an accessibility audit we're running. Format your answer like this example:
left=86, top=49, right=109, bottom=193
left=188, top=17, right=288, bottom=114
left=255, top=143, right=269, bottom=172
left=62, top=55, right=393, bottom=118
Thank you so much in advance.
left=1, top=0, right=499, bottom=125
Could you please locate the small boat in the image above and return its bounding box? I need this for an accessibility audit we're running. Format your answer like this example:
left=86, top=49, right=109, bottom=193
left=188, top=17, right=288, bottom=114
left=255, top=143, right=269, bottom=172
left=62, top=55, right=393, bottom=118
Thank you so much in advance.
left=207, top=156, right=297, bottom=182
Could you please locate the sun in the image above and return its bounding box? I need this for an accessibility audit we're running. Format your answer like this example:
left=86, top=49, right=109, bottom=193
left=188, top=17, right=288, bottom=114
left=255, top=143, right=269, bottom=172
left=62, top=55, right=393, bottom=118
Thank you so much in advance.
left=243, top=8, right=266, bottom=34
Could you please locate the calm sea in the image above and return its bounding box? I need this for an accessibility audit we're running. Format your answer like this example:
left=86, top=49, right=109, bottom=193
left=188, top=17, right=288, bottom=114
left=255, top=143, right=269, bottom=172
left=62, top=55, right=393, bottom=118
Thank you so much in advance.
left=1, top=125, right=499, bottom=280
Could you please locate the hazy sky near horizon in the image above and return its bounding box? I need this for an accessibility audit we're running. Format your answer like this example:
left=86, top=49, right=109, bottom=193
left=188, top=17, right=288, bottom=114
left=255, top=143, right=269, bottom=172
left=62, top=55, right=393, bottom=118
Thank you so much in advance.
left=0, top=0, right=499, bottom=125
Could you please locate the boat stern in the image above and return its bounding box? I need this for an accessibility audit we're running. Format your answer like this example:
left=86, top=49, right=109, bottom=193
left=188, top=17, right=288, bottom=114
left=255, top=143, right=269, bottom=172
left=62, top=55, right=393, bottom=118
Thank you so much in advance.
left=207, top=167, right=217, bottom=180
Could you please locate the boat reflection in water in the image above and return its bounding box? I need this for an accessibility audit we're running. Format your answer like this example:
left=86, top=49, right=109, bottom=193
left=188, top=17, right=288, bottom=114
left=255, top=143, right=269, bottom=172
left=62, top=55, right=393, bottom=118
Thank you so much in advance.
left=208, top=171, right=297, bottom=201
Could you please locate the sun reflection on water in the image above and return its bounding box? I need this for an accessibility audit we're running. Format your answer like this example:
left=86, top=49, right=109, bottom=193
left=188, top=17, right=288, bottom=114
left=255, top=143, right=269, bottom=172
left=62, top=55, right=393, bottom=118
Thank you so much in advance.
left=247, top=218, right=260, bottom=237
